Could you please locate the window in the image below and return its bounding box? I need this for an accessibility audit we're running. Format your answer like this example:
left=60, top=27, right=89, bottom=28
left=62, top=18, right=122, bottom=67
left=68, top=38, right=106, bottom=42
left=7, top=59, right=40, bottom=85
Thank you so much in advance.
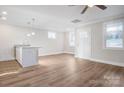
left=103, top=21, right=124, bottom=49
left=48, top=32, right=56, bottom=39
left=69, top=31, right=75, bottom=47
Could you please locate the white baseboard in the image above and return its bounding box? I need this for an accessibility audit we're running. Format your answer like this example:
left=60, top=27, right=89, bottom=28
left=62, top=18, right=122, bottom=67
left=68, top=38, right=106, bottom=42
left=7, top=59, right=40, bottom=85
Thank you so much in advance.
left=63, top=51, right=74, bottom=54
left=89, top=58, right=124, bottom=67
left=0, top=57, right=15, bottom=62
left=75, top=56, right=124, bottom=67
left=39, top=51, right=64, bottom=56
left=75, top=56, right=90, bottom=60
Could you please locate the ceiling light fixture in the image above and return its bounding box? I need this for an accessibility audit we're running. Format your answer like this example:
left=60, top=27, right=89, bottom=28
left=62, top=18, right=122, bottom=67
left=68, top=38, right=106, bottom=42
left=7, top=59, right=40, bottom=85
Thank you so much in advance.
left=88, top=5, right=94, bottom=7
left=31, top=32, right=35, bottom=36
left=2, top=11, right=8, bottom=15
left=27, top=18, right=36, bottom=36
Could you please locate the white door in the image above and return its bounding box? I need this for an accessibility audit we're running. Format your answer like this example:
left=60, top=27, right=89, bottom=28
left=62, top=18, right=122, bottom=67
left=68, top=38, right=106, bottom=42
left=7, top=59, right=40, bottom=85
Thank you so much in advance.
left=75, top=28, right=91, bottom=59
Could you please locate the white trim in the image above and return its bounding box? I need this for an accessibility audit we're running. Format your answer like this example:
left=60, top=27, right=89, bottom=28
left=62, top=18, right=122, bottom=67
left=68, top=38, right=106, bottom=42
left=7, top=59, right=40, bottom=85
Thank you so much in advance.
left=103, top=19, right=124, bottom=50
left=75, top=56, right=90, bottom=60
left=63, top=51, right=74, bottom=54
left=0, top=58, right=15, bottom=62
left=76, top=56, right=124, bottom=67
left=39, top=51, right=64, bottom=56
left=89, top=58, right=124, bottom=67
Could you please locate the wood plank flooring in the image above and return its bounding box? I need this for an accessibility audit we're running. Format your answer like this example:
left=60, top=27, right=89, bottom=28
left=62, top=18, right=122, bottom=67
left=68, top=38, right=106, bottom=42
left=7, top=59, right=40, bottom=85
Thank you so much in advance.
left=0, top=54, right=124, bottom=87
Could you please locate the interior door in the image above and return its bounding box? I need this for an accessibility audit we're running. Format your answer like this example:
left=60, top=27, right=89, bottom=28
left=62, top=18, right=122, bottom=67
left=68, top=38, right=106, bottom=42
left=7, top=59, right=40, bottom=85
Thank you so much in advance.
left=75, top=28, right=91, bottom=59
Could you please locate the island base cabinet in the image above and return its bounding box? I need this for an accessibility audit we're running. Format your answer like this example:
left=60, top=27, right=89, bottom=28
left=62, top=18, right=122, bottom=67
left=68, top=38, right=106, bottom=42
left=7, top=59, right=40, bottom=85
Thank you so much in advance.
left=22, top=48, right=38, bottom=67
left=16, top=46, right=39, bottom=68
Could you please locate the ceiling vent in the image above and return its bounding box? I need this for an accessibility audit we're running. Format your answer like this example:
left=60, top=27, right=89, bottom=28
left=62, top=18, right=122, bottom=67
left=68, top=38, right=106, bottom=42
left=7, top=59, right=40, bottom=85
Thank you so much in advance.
left=71, top=19, right=82, bottom=23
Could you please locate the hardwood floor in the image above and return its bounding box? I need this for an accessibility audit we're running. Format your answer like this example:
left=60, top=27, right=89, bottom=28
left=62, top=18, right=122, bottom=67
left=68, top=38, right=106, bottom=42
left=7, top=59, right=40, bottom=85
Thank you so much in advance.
left=0, top=53, right=124, bottom=87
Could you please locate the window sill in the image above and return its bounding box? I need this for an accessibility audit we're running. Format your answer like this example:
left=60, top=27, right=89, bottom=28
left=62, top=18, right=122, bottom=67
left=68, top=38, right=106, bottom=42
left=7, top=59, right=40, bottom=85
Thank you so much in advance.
left=103, top=47, right=124, bottom=50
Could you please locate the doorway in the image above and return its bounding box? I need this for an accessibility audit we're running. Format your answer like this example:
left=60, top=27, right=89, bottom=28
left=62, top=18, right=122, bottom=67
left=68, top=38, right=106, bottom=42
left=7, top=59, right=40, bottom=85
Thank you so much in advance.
left=75, top=28, right=91, bottom=59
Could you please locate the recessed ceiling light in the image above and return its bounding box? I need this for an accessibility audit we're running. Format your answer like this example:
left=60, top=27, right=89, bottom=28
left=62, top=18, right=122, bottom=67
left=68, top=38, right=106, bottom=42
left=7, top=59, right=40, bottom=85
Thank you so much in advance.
left=1, top=16, right=7, bottom=20
left=2, top=11, right=7, bottom=15
left=31, top=32, right=35, bottom=35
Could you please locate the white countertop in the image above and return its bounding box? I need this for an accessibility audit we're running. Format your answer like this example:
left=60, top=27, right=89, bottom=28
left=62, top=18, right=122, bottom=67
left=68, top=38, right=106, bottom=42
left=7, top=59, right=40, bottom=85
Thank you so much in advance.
left=15, top=45, right=41, bottom=49
left=22, top=46, right=41, bottom=49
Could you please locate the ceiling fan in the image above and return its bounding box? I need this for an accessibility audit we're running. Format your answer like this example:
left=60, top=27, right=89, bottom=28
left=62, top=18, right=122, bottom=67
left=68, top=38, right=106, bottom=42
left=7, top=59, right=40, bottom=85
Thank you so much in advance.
left=81, top=5, right=107, bottom=14
left=69, top=5, right=107, bottom=14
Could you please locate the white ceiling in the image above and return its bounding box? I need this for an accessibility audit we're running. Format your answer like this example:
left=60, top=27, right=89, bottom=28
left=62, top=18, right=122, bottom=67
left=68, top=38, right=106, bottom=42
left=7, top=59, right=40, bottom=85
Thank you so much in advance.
left=0, top=5, right=124, bottom=32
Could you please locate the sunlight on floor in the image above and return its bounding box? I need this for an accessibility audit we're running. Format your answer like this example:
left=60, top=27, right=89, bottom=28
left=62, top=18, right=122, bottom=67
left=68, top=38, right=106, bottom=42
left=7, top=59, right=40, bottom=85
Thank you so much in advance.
left=0, top=71, right=19, bottom=76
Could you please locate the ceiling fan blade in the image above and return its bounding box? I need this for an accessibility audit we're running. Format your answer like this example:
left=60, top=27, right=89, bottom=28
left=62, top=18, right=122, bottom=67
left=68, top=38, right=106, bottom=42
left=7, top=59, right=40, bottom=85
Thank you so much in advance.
left=81, top=5, right=88, bottom=14
left=95, top=5, right=107, bottom=10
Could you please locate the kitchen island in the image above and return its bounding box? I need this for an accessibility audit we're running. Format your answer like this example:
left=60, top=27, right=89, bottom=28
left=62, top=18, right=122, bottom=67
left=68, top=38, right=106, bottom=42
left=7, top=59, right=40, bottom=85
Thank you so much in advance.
left=15, top=45, right=39, bottom=67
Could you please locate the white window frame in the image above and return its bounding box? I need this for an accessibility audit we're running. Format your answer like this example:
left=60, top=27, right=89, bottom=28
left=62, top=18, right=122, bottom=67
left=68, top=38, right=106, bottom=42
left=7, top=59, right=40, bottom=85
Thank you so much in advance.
left=48, top=31, right=56, bottom=39
left=103, top=19, right=124, bottom=50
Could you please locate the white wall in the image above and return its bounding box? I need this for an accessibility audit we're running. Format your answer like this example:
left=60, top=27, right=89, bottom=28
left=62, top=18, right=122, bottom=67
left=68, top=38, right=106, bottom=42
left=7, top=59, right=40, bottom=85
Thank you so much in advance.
left=76, top=17, right=124, bottom=67
left=0, top=23, right=64, bottom=61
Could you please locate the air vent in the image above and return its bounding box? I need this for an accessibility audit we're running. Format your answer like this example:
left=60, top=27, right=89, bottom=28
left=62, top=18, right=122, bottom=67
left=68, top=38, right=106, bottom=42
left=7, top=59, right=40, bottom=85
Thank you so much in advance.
left=71, top=19, right=82, bottom=23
